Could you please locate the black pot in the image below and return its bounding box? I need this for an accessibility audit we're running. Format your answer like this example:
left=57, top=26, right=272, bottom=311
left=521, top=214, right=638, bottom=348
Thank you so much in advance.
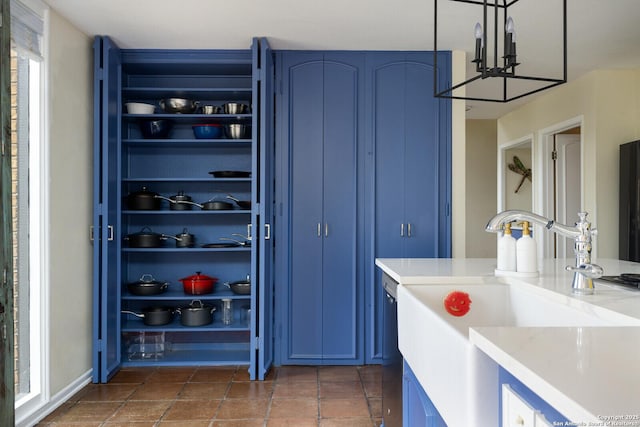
left=122, top=307, right=173, bottom=326
left=126, top=274, right=169, bottom=295
left=126, top=187, right=162, bottom=210
left=177, top=300, right=216, bottom=326
left=155, top=192, right=194, bottom=211
left=176, top=228, right=196, bottom=248
left=170, top=191, right=193, bottom=211
left=125, top=227, right=180, bottom=248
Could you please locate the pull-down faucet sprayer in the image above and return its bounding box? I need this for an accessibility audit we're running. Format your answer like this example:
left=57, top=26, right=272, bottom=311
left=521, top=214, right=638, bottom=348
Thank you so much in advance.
left=485, top=210, right=601, bottom=295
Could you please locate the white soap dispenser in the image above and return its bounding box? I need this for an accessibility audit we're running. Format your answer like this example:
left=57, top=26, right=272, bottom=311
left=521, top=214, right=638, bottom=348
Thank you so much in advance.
left=497, top=222, right=517, bottom=273
left=516, top=221, right=537, bottom=274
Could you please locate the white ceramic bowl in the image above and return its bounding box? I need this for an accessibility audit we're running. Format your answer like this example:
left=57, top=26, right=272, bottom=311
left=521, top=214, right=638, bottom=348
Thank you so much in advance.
left=125, top=102, right=155, bottom=114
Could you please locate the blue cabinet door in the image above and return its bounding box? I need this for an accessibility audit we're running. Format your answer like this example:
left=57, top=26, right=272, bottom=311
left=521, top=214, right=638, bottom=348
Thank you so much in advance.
left=254, top=37, right=276, bottom=380
left=368, top=52, right=451, bottom=363
left=92, top=36, right=122, bottom=383
left=321, top=54, right=361, bottom=361
left=277, top=52, right=363, bottom=364
left=287, top=53, right=325, bottom=361
left=403, top=361, right=447, bottom=427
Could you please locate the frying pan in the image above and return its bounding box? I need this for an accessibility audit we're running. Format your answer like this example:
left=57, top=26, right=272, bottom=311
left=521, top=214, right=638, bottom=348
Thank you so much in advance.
left=226, top=194, right=251, bottom=210
left=209, top=170, right=251, bottom=178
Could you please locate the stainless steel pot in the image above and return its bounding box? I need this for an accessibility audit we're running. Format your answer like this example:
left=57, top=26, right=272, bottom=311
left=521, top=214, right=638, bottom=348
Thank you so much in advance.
left=177, top=300, right=216, bottom=326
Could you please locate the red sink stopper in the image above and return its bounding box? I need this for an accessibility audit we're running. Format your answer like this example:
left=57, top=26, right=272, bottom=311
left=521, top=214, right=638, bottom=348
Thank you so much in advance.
left=443, top=291, right=472, bottom=317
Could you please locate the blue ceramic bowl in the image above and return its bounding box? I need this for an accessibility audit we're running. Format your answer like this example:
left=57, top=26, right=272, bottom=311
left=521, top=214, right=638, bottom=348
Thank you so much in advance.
left=193, top=124, right=223, bottom=139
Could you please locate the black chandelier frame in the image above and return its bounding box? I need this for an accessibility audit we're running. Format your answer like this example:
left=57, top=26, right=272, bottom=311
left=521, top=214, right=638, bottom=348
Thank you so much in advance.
left=434, top=0, right=568, bottom=102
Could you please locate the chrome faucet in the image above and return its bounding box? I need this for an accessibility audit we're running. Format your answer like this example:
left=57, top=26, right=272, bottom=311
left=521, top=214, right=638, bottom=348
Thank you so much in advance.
left=485, top=210, right=602, bottom=295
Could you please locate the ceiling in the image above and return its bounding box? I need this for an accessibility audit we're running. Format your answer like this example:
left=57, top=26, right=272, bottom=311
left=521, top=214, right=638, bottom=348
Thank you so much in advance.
left=44, top=0, right=640, bottom=119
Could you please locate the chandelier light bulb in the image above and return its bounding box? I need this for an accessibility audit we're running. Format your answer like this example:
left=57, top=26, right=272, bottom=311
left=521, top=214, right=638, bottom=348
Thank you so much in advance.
left=505, top=16, right=515, bottom=34
left=474, top=22, right=483, bottom=39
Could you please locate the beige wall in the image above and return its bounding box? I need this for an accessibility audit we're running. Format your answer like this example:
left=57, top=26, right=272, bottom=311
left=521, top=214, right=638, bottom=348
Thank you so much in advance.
left=451, top=51, right=467, bottom=257
left=465, top=120, right=497, bottom=258
left=48, top=9, right=93, bottom=394
left=497, top=69, right=640, bottom=258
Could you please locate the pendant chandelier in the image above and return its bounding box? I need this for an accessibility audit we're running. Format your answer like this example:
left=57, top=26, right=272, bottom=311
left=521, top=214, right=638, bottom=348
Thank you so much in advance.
left=434, top=0, right=567, bottom=102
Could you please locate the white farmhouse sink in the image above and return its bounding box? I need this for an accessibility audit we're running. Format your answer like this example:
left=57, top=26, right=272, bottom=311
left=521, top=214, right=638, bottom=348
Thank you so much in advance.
left=397, top=281, right=618, bottom=427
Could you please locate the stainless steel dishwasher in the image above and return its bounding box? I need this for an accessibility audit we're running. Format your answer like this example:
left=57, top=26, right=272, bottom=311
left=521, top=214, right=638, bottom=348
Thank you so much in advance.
left=382, top=272, right=402, bottom=427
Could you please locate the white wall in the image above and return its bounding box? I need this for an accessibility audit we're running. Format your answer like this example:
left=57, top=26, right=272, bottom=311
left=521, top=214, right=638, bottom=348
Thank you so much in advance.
left=497, top=69, right=640, bottom=258
left=48, top=9, right=93, bottom=394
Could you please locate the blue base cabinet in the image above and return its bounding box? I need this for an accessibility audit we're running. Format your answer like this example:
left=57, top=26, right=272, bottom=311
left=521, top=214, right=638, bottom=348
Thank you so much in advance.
left=499, top=368, right=570, bottom=425
left=403, top=361, right=447, bottom=427
left=92, top=36, right=274, bottom=382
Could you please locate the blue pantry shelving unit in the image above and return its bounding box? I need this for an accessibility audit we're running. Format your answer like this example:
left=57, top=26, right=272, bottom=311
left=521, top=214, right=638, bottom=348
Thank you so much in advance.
left=92, top=36, right=274, bottom=382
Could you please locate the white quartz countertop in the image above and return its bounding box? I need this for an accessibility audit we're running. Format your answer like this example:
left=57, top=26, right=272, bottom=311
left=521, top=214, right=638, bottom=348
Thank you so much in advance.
left=377, top=257, right=640, bottom=424
left=469, top=326, right=640, bottom=423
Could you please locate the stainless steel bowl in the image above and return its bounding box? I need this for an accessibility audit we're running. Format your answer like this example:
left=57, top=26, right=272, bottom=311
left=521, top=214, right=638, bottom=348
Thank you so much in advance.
left=225, top=124, right=250, bottom=139
left=159, top=98, right=198, bottom=114
left=223, top=102, right=249, bottom=114
left=200, top=105, right=221, bottom=114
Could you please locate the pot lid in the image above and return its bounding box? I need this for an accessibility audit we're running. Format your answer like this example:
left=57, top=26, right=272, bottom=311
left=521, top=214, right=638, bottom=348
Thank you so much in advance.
left=129, top=186, right=158, bottom=196
left=129, top=226, right=160, bottom=236
left=127, top=273, right=167, bottom=286
left=182, top=299, right=217, bottom=309
left=179, top=271, right=218, bottom=282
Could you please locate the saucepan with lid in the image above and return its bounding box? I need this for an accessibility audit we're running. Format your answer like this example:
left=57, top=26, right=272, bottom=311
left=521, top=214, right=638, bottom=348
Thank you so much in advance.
left=122, top=306, right=174, bottom=326
left=176, top=300, right=217, bottom=326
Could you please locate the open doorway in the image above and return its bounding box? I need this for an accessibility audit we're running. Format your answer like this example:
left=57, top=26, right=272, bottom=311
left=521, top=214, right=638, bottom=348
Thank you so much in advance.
left=541, top=122, right=582, bottom=259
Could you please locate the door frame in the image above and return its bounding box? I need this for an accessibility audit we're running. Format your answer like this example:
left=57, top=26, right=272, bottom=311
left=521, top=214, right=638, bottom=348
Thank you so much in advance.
left=538, top=116, right=584, bottom=259
left=0, top=0, right=15, bottom=423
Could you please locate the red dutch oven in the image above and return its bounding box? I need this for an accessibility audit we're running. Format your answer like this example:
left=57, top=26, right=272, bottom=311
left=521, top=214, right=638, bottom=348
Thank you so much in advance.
left=179, top=271, right=218, bottom=295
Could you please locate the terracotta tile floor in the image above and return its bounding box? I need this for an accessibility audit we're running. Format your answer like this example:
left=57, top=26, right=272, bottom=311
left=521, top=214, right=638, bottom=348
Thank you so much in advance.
left=37, top=365, right=382, bottom=427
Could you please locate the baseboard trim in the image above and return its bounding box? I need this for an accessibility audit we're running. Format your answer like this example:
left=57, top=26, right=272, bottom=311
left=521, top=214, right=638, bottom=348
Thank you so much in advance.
left=15, top=369, right=92, bottom=427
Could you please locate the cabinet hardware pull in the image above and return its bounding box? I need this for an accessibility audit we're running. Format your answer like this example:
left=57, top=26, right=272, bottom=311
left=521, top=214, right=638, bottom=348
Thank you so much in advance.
left=265, top=224, right=271, bottom=240
left=317, top=223, right=321, bottom=237
left=400, top=223, right=404, bottom=237
left=107, top=225, right=114, bottom=241
left=247, top=223, right=253, bottom=241
left=90, top=226, right=94, bottom=241
left=325, top=223, right=329, bottom=237
left=408, top=223, right=412, bottom=237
